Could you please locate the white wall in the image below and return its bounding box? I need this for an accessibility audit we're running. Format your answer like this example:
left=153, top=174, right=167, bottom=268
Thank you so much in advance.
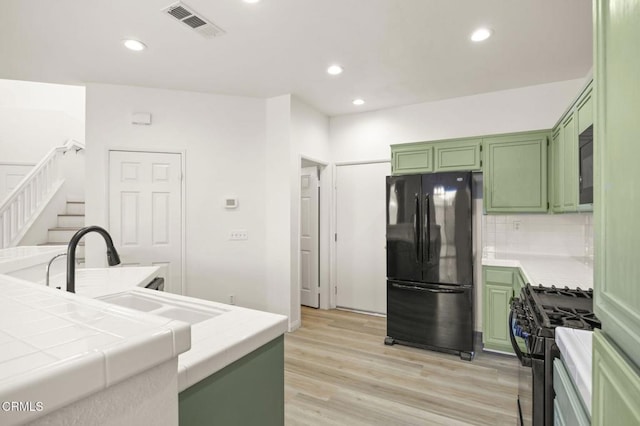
left=85, top=84, right=268, bottom=311
left=265, top=95, right=293, bottom=320
left=329, top=78, right=586, bottom=163
left=290, top=96, right=331, bottom=321
left=0, top=79, right=85, bottom=163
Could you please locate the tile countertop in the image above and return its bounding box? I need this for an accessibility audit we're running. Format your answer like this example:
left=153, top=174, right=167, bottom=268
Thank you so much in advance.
left=0, top=275, right=191, bottom=425
left=0, top=246, right=66, bottom=274
left=555, top=327, right=593, bottom=415
left=98, top=288, right=289, bottom=393
left=482, top=253, right=594, bottom=289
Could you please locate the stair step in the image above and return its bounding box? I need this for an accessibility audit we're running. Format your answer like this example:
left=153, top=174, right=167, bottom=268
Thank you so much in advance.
left=66, top=202, right=85, bottom=215
left=47, top=228, right=81, bottom=244
left=58, top=214, right=85, bottom=228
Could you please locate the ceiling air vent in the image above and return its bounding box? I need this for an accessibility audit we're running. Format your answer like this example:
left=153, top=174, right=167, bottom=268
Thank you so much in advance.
left=162, top=2, right=226, bottom=38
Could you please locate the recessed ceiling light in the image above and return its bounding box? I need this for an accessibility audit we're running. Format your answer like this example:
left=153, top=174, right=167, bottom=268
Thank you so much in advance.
left=470, top=28, right=492, bottom=42
left=243, top=0, right=260, bottom=3
left=123, top=39, right=147, bottom=51
left=352, top=99, right=365, bottom=106
left=327, top=65, right=343, bottom=75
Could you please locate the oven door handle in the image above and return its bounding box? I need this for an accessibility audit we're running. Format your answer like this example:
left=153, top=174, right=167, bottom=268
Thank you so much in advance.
left=509, top=308, right=532, bottom=368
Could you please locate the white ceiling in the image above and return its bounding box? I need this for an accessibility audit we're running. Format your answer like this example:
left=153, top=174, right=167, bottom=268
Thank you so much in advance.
left=0, top=0, right=592, bottom=116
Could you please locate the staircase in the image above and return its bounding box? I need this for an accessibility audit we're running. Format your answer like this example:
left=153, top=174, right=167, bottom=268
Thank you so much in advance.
left=40, top=200, right=85, bottom=265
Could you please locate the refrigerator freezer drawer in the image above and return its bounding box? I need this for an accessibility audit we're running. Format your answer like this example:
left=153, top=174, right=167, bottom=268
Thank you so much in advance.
left=387, top=280, right=474, bottom=353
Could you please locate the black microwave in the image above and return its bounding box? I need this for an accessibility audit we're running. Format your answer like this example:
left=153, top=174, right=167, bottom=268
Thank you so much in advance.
left=579, top=125, right=593, bottom=205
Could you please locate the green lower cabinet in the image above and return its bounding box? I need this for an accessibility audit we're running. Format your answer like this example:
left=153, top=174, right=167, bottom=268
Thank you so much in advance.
left=483, top=266, right=527, bottom=354
left=553, top=359, right=590, bottom=426
left=592, top=330, right=640, bottom=426
left=483, top=281, right=514, bottom=353
left=483, top=131, right=549, bottom=213
left=179, top=335, right=284, bottom=426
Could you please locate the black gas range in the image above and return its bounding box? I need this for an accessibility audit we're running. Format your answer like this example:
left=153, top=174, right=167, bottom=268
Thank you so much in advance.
left=510, top=284, right=600, bottom=426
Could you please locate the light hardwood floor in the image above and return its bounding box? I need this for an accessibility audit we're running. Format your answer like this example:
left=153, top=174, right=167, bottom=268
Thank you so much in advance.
left=285, top=307, right=521, bottom=426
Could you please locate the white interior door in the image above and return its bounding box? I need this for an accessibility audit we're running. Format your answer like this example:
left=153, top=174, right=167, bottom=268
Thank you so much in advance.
left=300, top=166, right=320, bottom=308
left=109, top=151, right=183, bottom=294
left=336, top=162, right=390, bottom=314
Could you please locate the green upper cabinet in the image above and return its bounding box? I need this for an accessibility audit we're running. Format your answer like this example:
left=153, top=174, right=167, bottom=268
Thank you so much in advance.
left=576, top=82, right=593, bottom=135
left=551, top=126, right=564, bottom=212
left=483, top=131, right=548, bottom=213
left=561, top=112, right=578, bottom=212
left=549, top=80, right=594, bottom=214
left=433, top=138, right=482, bottom=171
left=391, top=138, right=481, bottom=175
left=391, top=144, right=433, bottom=175
left=593, top=2, right=640, bottom=425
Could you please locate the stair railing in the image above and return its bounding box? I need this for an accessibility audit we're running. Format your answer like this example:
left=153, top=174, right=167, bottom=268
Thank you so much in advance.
left=0, top=139, right=85, bottom=249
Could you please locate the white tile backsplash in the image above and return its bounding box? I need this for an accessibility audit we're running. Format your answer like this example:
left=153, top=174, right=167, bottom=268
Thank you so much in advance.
left=482, top=212, right=594, bottom=257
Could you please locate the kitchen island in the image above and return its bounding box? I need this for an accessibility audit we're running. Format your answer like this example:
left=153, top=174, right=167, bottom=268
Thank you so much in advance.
left=0, top=247, right=288, bottom=425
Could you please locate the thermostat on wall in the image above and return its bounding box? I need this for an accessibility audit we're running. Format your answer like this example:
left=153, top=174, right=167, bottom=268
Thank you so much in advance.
left=132, top=112, right=152, bottom=125
left=224, top=198, right=238, bottom=209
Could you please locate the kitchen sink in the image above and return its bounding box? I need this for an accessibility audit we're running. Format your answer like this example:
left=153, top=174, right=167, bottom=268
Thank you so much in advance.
left=156, top=307, right=217, bottom=324
left=102, top=294, right=164, bottom=312
left=99, top=291, right=228, bottom=325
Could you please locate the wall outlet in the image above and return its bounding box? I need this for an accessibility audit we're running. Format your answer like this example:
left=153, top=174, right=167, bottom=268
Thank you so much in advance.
left=513, top=220, right=521, bottom=231
left=229, top=295, right=235, bottom=305
left=228, top=230, right=248, bottom=240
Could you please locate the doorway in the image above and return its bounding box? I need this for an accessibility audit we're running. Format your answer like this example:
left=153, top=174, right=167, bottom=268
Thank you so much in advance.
left=108, top=150, right=184, bottom=294
left=300, top=164, right=320, bottom=308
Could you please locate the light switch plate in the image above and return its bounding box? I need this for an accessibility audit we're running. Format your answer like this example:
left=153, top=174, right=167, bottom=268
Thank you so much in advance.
left=229, top=230, right=248, bottom=240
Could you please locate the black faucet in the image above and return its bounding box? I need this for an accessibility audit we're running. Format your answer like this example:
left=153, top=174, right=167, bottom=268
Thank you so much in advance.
left=67, top=226, right=121, bottom=293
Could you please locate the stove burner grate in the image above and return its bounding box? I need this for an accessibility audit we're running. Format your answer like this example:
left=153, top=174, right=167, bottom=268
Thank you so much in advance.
left=542, top=305, right=601, bottom=330
left=532, top=285, right=593, bottom=299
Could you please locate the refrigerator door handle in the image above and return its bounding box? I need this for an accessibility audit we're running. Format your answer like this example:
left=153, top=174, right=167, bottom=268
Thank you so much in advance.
left=424, top=193, right=431, bottom=262
left=390, top=283, right=465, bottom=294
left=414, top=193, right=420, bottom=263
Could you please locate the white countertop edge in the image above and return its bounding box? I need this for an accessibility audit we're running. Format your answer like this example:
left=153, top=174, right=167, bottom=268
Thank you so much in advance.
left=0, top=275, right=191, bottom=423
left=178, top=314, right=287, bottom=392
left=481, top=253, right=594, bottom=289
left=555, top=327, right=593, bottom=415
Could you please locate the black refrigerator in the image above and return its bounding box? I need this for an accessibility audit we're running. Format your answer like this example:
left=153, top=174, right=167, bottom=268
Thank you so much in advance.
left=384, top=171, right=474, bottom=360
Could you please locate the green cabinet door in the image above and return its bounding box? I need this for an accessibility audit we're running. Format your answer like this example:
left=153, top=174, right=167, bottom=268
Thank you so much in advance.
left=483, top=131, right=548, bottom=213
left=551, top=126, right=564, bottom=213
left=593, top=2, right=640, bottom=424
left=483, top=266, right=514, bottom=353
left=594, top=0, right=640, bottom=369
left=391, top=145, right=433, bottom=175
left=483, top=282, right=513, bottom=353
left=592, top=331, right=640, bottom=426
left=576, top=82, right=593, bottom=135
left=576, top=82, right=594, bottom=212
left=434, top=138, right=482, bottom=171
left=562, top=113, right=578, bottom=212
